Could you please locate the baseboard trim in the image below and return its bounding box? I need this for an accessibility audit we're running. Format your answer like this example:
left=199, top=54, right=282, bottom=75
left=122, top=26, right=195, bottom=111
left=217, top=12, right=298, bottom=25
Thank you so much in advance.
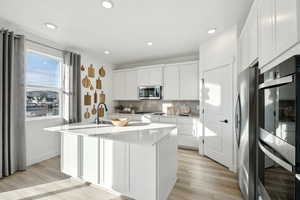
left=27, top=150, right=60, bottom=166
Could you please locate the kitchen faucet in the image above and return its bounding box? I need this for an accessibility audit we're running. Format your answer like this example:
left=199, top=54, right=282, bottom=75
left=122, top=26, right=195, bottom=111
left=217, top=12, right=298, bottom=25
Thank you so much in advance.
left=96, top=103, right=108, bottom=124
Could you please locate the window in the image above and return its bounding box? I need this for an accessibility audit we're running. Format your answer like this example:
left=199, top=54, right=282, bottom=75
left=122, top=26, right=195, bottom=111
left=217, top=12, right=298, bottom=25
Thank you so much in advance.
left=26, top=50, right=63, bottom=119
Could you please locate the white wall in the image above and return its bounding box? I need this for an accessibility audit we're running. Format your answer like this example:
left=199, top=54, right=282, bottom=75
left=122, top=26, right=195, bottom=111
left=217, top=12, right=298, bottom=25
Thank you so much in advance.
left=80, top=54, right=113, bottom=122
left=198, top=26, right=238, bottom=172
left=0, top=18, right=113, bottom=166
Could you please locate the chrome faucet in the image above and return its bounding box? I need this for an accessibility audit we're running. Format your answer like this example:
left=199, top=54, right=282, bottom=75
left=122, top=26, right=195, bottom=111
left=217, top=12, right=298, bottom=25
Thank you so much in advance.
left=96, top=103, right=108, bottom=124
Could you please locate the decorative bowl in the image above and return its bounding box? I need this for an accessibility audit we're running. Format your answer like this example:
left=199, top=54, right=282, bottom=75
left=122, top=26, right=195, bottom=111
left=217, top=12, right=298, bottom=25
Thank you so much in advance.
left=111, top=117, right=129, bottom=127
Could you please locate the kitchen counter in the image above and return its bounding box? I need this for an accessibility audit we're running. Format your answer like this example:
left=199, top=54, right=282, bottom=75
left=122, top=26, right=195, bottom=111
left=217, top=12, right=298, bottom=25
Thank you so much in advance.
left=45, top=121, right=177, bottom=200
left=45, top=121, right=176, bottom=145
left=110, top=112, right=200, bottom=119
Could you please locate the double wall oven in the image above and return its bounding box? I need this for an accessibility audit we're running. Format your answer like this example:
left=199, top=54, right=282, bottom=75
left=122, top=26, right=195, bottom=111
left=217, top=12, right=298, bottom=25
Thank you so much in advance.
left=258, top=56, right=300, bottom=200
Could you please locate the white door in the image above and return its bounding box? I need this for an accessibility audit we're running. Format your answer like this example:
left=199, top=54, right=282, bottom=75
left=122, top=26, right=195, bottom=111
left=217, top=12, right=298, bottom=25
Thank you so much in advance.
left=203, top=64, right=233, bottom=168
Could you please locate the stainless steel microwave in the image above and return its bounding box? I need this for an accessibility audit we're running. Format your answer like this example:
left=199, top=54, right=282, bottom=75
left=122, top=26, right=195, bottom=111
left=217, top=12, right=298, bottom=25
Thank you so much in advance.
left=138, top=86, right=162, bottom=100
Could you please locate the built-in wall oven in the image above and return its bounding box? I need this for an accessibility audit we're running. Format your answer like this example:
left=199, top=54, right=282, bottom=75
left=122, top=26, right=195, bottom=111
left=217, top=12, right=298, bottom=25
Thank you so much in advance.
left=138, top=86, right=162, bottom=100
left=258, top=56, right=300, bottom=200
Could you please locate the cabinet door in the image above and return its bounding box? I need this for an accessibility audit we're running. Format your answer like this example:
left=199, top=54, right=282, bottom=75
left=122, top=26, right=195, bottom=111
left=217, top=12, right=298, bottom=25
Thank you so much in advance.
left=137, top=69, right=150, bottom=86
left=113, top=71, right=126, bottom=100
left=275, top=0, right=298, bottom=55
left=179, top=63, right=198, bottom=100
left=102, top=140, right=129, bottom=194
left=163, top=66, right=179, bottom=100
left=149, top=67, right=162, bottom=85
left=239, top=28, right=249, bottom=71
left=259, top=0, right=275, bottom=67
left=126, top=70, right=138, bottom=100
left=248, top=2, right=258, bottom=65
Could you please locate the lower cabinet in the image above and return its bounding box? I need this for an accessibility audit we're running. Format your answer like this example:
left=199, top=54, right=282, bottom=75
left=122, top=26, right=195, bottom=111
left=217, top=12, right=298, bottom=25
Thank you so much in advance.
left=109, top=114, right=200, bottom=149
left=61, top=131, right=177, bottom=200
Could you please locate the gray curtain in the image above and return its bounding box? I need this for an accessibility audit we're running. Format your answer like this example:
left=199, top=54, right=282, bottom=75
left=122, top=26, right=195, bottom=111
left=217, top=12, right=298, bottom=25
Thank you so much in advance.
left=0, top=30, right=26, bottom=178
left=64, top=52, right=82, bottom=123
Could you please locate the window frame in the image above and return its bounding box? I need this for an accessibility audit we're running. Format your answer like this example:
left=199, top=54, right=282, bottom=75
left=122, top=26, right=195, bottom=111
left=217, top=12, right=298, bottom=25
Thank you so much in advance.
left=25, top=49, right=64, bottom=121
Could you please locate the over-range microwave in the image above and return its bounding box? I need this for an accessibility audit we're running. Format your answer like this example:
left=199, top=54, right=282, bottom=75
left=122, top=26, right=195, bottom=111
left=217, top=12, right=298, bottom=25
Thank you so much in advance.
left=138, top=86, right=162, bottom=100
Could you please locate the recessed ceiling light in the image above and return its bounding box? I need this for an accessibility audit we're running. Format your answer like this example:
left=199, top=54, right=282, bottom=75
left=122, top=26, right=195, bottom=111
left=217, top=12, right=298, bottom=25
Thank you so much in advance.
left=45, top=23, right=58, bottom=30
left=104, top=50, right=110, bottom=55
left=102, top=0, right=114, bottom=8
left=208, top=28, right=216, bottom=34
left=147, top=42, right=153, bottom=46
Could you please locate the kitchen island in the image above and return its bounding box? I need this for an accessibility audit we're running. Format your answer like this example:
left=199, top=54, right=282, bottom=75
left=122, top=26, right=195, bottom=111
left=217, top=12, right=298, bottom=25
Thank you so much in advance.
left=45, top=122, right=177, bottom=200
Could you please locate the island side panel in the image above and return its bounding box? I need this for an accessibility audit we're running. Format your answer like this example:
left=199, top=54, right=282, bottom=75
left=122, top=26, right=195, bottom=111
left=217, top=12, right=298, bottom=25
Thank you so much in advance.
left=101, top=139, right=130, bottom=195
left=156, top=128, right=178, bottom=200
left=129, top=144, right=156, bottom=200
left=61, top=134, right=82, bottom=178
left=82, top=136, right=99, bottom=184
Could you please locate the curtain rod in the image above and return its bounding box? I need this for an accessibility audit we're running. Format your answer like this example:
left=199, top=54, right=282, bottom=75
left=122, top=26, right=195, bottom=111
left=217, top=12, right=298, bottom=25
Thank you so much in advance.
left=1, top=29, right=77, bottom=54
left=26, top=38, right=65, bottom=52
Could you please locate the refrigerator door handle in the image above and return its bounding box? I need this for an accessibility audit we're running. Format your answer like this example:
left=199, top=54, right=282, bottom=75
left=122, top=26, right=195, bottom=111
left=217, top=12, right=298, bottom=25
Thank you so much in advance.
left=235, top=95, right=241, bottom=147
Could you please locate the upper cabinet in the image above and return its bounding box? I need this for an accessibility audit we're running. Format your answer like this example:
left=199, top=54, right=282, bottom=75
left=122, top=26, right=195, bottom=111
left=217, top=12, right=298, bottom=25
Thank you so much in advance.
left=258, top=0, right=299, bottom=68
left=258, top=0, right=276, bottom=67
left=239, top=0, right=258, bottom=71
left=125, top=70, right=138, bottom=100
left=113, top=71, right=126, bottom=100
left=113, top=69, right=138, bottom=100
left=163, top=65, right=180, bottom=100
left=113, top=62, right=199, bottom=101
left=137, top=65, right=163, bottom=86
left=179, top=62, right=199, bottom=100
left=164, top=61, right=199, bottom=100
left=275, top=0, right=298, bottom=56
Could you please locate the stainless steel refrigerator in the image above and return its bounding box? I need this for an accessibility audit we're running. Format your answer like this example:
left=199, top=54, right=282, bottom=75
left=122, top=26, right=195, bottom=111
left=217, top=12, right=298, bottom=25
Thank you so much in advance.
left=235, top=66, right=258, bottom=200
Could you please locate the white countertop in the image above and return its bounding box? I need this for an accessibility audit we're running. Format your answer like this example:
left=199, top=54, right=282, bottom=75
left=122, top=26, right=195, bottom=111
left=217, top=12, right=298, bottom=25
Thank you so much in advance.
left=45, top=121, right=177, bottom=145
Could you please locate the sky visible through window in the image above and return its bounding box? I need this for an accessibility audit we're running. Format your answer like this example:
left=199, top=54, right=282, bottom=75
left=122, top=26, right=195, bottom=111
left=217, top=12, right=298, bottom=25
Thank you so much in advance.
left=26, top=51, right=60, bottom=87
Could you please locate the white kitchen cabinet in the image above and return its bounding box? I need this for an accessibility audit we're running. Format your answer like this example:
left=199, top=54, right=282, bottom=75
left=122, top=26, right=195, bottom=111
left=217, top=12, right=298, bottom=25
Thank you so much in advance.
left=163, top=65, right=179, bottom=100
left=177, top=117, right=200, bottom=149
left=101, top=139, right=129, bottom=194
left=61, top=134, right=81, bottom=178
left=259, top=0, right=275, bottom=67
left=275, top=0, right=298, bottom=56
left=258, top=0, right=300, bottom=68
left=137, top=69, right=149, bottom=86
left=137, top=66, right=163, bottom=86
left=164, top=62, right=198, bottom=100
left=149, top=67, right=163, bottom=85
left=125, top=70, right=138, bottom=100
left=239, top=0, right=258, bottom=71
left=179, top=62, right=198, bottom=100
left=113, top=71, right=126, bottom=100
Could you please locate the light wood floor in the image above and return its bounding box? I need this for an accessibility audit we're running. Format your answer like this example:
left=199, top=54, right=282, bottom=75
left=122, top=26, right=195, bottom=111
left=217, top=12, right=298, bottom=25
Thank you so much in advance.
left=0, top=149, right=242, bottom=200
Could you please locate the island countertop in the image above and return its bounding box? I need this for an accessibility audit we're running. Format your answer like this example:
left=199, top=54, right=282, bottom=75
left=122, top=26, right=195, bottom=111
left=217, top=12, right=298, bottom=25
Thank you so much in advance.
left=45, top=121, right=177, bottom=145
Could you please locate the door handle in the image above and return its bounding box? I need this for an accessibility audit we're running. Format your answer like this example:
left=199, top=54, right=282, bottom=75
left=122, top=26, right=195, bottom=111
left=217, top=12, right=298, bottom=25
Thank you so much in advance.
left=220, top=119, right=228, bottom=123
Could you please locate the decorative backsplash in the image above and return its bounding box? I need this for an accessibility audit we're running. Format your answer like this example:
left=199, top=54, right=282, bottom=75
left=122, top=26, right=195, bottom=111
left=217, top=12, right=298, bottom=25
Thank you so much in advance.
left=81, top=64, right=107, bottom=121
left=114, top=100, right=200, bottom=116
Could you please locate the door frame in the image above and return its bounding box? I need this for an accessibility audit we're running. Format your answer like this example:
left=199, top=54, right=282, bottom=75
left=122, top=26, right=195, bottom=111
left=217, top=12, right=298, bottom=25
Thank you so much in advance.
left=199, top=61, right=237, bottom=172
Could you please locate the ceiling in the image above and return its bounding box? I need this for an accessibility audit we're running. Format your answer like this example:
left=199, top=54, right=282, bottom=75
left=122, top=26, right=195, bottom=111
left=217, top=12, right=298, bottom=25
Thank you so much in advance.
left=0, top=0, right=253, bottom=66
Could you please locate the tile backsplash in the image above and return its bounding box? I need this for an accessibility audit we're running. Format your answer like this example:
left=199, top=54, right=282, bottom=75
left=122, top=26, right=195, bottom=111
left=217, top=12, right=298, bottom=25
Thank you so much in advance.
left=114, top=100, right=200, bottom=115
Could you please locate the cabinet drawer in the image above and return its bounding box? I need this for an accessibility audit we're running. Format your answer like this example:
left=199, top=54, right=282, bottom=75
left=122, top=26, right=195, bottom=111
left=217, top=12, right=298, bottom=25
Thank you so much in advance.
left=177, top=117, right=197, bottom=124
left=160, top=117, right=177, bottom=124
left=177, top=124, right=198, bottom=137
left=177, top=135, right=199, bottom=148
